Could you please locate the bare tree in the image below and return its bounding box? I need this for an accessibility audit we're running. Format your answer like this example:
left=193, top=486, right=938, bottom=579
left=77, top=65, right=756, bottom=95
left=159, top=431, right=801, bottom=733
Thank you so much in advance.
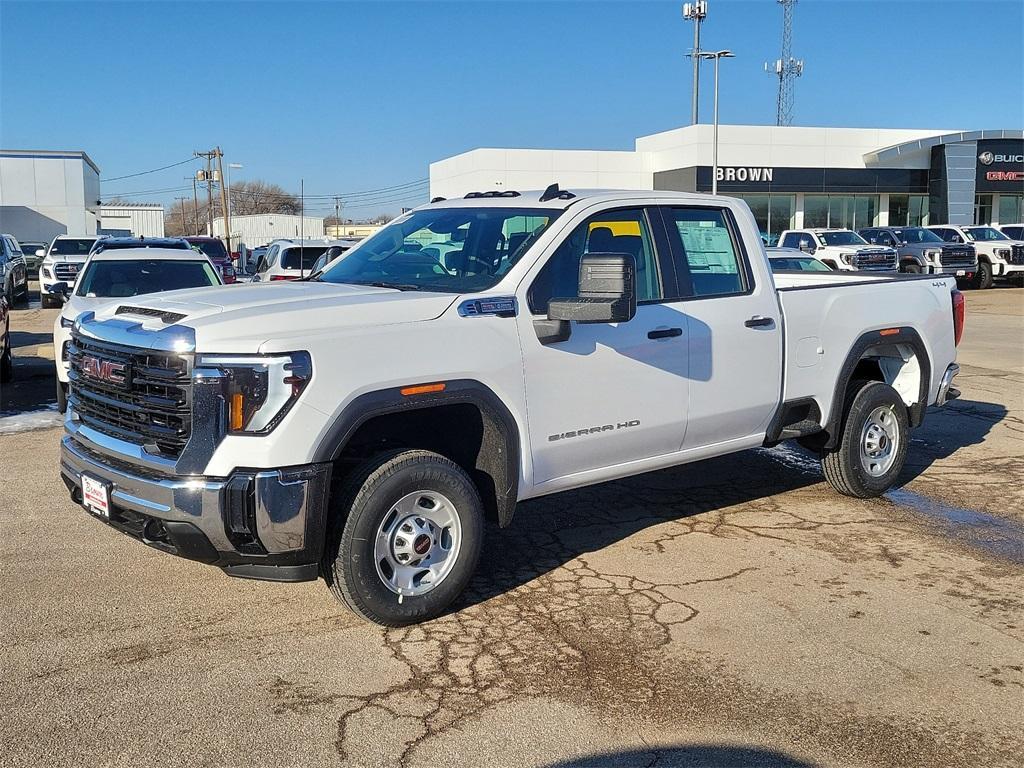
left=163, top=180, right=303, bottom=237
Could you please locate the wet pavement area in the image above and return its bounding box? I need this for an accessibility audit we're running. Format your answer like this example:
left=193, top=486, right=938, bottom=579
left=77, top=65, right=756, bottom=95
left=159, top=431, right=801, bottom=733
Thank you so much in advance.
left=1, top=284, right=1022, bottom=768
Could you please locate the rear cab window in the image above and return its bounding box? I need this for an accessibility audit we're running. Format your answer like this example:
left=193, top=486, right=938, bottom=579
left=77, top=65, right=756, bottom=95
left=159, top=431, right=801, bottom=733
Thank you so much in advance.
left=662, top=207, right=749, bottom=298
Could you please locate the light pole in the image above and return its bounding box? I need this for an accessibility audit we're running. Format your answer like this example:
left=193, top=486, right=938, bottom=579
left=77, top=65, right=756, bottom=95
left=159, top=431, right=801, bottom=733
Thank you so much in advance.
left=699, top=49, right=734, bottom=195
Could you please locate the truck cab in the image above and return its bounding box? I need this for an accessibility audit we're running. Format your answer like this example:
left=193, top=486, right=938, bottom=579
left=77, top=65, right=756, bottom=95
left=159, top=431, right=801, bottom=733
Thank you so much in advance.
left=776, top=228, right=898, bottom=272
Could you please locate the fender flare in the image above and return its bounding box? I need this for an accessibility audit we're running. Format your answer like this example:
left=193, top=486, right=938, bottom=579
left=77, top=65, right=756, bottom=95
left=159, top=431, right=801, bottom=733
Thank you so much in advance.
left=823, top=326, right=931, bottom=450
left=310, top=379, right=521, bottom=526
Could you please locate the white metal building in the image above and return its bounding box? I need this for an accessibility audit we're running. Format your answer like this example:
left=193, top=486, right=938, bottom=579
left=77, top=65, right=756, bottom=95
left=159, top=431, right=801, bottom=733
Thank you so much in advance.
left=0, top=149, right=101, bottom=241
left=100, top=203, right=165, bottom=237
left=430, top=125, right=1024, bottom=236
left=213, top=213, right=325, bottom=248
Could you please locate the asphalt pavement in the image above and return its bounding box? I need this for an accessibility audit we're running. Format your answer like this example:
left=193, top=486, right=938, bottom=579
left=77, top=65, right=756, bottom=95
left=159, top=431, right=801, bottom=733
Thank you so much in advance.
left=1, top=282, right=1021, bottom=768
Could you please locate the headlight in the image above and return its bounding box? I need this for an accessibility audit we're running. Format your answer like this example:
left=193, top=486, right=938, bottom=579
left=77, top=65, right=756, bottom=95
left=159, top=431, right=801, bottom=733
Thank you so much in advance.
left=925, top=249, right=942, bottom=262
left=196, top=352, right=312, bottom=434
left=841, top=252, right=854, bottom=264
left=42, top=268, right=53, bottom=280
left=60, top=315, right=75, bottom=329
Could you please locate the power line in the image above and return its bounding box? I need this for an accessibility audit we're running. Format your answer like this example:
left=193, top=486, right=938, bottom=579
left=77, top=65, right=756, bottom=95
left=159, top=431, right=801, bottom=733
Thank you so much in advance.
left=101, top=157, right=197, bottom=182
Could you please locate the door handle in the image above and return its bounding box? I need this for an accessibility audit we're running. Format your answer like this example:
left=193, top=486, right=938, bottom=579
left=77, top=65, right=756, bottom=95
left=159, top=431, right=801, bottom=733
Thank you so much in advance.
left=648, top=327, right=683, bottom=339
left=744, top=316, right=775, bottom=328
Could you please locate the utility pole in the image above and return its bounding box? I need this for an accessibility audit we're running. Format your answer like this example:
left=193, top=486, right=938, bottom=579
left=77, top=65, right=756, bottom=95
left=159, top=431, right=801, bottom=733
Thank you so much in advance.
left=174, top=197, right=188, bottom=235
left=194, top=149, right=216, bottom=236
left=764, top=0, right=804, bottom=126
left=683, top=1, right=708, bottom=124
left=333, top=196, right=343, bottom=237
left=299, top=179, right=305, bottom=278
left=215, top=147, right=231, bottom=252
left=191, top=176, right=200, bottom=235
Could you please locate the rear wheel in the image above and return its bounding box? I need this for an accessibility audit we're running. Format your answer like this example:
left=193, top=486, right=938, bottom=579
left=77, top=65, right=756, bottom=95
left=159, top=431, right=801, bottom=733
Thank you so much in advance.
left=822, top=381, right=909, bottom=498
left=323, top=449, right=484, bottom=626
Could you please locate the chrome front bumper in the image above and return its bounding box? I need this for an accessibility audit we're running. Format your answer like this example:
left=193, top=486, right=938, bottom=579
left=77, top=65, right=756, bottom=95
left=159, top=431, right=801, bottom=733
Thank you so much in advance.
left=936, top=363, right=961, bottom=406
left=59, top=434, right=331, bottom=581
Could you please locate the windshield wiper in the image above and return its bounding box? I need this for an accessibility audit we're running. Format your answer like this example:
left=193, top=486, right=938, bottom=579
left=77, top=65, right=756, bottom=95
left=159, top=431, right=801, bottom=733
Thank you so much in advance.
left=345, top=280, right=424, bottom=291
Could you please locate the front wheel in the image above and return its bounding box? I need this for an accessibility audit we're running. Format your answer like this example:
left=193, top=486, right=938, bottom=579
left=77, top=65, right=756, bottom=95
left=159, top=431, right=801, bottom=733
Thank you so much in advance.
left=324, top=449, right=484, bottom=626
left=974, top=261, right=994, bottom=290
left=1, top=334, right=12, bottom=384
left=902, top=263, right=922, bottom=274
left=822, top=381, right=909, bottom=498
left=56, top=380, right=67, bottom=413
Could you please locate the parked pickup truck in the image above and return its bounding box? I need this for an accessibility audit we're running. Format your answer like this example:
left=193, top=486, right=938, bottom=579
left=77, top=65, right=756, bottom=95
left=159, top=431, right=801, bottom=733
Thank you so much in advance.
left=59, top=188, right=964, bottom=626
left=859, top=226, right=977, bottom=280
left=926, top=224, right=1024, bottom=289
left=777, top=228, right=898, bottom=272
left=39, top=235, right=101, bottom=308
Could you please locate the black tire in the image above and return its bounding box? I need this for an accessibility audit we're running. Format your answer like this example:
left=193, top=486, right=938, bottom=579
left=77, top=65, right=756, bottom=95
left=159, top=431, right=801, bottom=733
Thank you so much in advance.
left=822, top=381, right=909, bottom=499
left=323, top=449, right=484, bottom=626
left=15, top=281, right=29, bottom=306
left=902, top=263, right=922, bottom=274
left=40, top=293, right=55, bottom=309
left=56, top=380, right=67, bottom=413
left=1, top=334, right=12, bottom=384
left=975, top=260, right=994, bottom=290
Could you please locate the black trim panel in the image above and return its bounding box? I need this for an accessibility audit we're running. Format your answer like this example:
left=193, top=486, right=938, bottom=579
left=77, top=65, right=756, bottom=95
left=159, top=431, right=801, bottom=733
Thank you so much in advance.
left=310, top=379, right=521, bottom=527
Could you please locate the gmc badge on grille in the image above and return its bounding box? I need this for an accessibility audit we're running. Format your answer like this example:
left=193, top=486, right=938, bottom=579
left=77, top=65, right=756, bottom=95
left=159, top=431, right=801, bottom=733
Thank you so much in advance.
left=81, top=355, right=128, bottom=385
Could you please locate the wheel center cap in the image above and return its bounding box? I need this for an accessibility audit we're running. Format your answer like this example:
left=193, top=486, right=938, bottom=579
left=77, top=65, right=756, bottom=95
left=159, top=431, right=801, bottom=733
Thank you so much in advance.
left=413, top=534, right=432, bottom=555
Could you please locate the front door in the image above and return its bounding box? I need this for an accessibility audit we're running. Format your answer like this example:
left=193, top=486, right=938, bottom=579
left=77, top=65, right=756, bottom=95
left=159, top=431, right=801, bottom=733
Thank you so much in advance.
left=517, top=206, right=689, bottom=485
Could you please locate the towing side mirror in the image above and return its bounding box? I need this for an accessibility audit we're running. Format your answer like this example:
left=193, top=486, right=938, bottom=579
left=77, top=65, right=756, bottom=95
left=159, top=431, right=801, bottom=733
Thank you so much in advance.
left=47, top=281, right=70, bottom=302
left=536, top=253, right=637, bottom=345
left=35, top=249, right=46, bottom=257
left=798, top=239, right=814, bottom=254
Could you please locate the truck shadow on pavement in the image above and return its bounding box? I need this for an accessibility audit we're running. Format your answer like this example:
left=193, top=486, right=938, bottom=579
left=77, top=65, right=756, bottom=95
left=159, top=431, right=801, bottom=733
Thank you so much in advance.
left=543, top=744, right=816, bottom=767
left=898, top=398, right=1009, bottom=484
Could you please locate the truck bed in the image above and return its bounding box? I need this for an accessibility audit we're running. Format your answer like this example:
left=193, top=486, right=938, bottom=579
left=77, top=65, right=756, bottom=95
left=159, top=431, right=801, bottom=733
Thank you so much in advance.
left=775, top=271, right=958, bottom=427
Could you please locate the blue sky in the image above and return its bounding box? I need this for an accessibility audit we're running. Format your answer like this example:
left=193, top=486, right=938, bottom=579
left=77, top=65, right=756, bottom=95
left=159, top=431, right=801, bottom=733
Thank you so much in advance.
left=2, top=0, right=1022, bottom=216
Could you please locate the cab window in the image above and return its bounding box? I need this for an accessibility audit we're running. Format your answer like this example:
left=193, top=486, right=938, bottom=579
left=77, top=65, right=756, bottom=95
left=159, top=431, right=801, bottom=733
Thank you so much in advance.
left=528, top=208, right=661, bottom=314
left=664, top=207, right=747, bottom=298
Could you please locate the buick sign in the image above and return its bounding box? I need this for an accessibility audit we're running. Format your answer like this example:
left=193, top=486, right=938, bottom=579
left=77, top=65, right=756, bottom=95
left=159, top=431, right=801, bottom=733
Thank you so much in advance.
left=979, top=151, right=1024, bottom=166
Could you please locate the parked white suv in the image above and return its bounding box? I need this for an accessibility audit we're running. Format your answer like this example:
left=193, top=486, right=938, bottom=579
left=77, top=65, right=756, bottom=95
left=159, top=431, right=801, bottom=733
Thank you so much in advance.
left=59, top=187, right=963, bottom=626
left=926, top=224, right=1024, bottom=288
left=251, top=239, right=329, bottom=282
left=51, top=247, right=222, bottom=412
left=39, top=235, right=101, bottom=307
left=777, top=228, right=898, bottom=272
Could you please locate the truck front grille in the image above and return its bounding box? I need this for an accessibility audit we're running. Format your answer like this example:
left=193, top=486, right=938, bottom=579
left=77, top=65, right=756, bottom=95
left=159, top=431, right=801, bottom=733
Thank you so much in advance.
left=853, top=250, right=897, bottom=272
left=940, top=246, right=976, bottom=269
left=1010, top=245, right=1024, bottom=265
left=53, top=262, right=82, bottom=282
left=67, top=332, right=193, bottom=457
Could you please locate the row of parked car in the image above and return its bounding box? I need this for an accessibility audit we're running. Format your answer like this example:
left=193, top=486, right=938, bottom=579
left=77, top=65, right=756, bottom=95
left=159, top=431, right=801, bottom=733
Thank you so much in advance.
left=767, top=223, right=1024, bottom=289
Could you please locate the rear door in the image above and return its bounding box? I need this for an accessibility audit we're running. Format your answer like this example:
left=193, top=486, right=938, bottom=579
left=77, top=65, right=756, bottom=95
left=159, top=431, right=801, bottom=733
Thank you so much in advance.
left=517, top=205, right=689, bottom=485
left=659, top=204, right=783, bottom=449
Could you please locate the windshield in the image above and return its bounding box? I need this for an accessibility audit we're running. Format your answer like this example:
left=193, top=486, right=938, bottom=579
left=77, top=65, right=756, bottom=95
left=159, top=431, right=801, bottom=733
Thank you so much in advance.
left=50, top=238, right=96, bottom=256
left=280, top=246, right=328, bottom=271
left=75, top=259, right=220, bottom=297
left=93, top=240, right=189, bottom=253
left=319, top=207, right=561, bottom=292
left=819, top=231, right=868, bottom=247
left=769, top=256, right=831, bottom=272
left=965, top=227, right=1008, bottom=241
left=1000, top=225, right=1024, bottom=240
left=895, top=228, right=943, bottom=244
left=189, top=239, right=229, bottom=259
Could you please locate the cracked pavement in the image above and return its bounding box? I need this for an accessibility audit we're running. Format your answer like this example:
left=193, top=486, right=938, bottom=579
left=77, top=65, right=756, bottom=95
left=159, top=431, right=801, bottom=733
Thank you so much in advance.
left=1, top=287, right=1022, bottom=768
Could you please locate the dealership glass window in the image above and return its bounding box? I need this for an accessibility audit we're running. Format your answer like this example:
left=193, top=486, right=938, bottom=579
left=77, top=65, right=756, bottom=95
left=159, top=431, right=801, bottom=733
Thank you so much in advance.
left=888, top=194, right=929, bottom=227
left=974, top=194, right=993, bottom=225
left=732, top=194, right=794, bottom=244
left=997, top=195, right=1024, bottom=224
left=803, top=195, right=879, bottom=229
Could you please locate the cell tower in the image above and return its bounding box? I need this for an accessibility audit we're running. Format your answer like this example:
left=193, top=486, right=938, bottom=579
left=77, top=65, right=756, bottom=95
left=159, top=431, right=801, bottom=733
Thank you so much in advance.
left=764, top=0, right=804, bottom=126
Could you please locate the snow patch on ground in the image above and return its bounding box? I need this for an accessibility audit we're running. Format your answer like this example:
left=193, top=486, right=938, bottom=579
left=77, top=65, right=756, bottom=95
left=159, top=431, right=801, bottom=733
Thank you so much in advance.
left=0, top=404, right=63, bottom=434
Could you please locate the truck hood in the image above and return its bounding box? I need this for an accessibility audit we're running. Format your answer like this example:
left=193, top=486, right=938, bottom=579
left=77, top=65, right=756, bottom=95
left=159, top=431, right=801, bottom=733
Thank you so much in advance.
left=87, top=281, right=459, bottom=353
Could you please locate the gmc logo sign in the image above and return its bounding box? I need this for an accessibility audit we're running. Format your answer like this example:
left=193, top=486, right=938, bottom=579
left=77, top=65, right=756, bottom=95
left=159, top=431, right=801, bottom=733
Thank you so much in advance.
left=987, top=171, right=1024, bottom=182
left=81, top=355, right=128, bottom=385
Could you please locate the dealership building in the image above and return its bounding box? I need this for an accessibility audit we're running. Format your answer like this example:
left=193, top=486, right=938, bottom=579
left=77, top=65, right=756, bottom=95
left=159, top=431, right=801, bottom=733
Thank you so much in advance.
left=429, top=126, right=1024, bottom=240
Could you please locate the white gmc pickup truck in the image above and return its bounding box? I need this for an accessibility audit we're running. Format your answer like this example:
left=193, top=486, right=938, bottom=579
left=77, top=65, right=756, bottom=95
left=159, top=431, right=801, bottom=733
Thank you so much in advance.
left=60, top=188, right=965, bottom=626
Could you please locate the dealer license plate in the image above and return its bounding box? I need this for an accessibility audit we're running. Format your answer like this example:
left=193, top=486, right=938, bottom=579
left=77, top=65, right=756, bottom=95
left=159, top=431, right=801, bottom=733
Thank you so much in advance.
left=956, top=270, right=965, bottom=277
left=82, top=475, right=110, bottom=518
